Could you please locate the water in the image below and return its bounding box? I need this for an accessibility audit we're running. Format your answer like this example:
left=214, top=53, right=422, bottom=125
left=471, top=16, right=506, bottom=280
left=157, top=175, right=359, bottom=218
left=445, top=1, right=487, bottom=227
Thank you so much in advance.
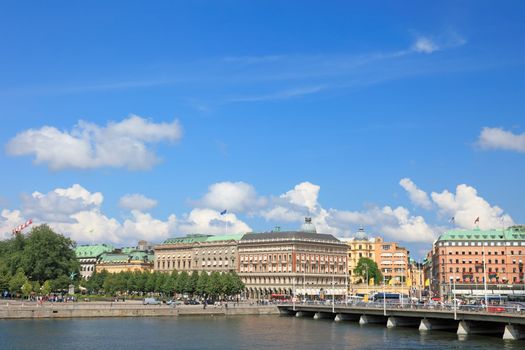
left=0, top=316, right=521, bottom=349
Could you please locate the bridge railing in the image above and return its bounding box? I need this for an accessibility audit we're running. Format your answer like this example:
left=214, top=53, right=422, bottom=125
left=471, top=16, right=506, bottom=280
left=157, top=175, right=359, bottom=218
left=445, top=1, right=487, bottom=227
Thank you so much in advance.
left=289, top=300, right=525, bottom=315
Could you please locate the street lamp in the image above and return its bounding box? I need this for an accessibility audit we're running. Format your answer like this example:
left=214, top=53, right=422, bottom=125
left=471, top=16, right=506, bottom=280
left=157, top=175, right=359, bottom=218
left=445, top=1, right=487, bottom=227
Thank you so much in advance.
left=450, top=276, right=457, bottom=320
left=382, top=275, right=387, bottom=316
left=332, top=273, right=335, bottom=313
left=482, top=243, right=488, bottom=310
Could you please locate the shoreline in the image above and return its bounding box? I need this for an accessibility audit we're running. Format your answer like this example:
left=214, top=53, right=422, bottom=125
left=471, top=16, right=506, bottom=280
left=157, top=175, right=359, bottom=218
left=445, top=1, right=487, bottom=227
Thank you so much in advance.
left=0, top=301, right=280, bottom=320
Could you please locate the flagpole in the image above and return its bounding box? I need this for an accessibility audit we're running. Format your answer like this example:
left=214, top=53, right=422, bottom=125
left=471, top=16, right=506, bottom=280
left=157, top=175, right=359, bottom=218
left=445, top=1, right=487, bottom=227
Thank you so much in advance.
left=483, top=242, right=488, bottom=310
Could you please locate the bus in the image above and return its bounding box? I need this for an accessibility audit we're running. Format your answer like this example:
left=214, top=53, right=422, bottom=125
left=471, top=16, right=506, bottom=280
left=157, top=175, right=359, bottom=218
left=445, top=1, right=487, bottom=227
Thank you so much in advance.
left=370, top=293, right=409, bottom=303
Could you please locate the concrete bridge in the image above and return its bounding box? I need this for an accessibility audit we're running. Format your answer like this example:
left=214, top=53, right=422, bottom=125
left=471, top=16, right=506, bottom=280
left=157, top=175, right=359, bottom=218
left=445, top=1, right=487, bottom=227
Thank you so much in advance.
left=277, top=304, right=525, bottom=341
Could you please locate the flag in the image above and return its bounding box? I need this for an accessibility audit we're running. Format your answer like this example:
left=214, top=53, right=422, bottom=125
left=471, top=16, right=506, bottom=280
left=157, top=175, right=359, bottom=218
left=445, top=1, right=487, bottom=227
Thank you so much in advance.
left=474, top=217, right=480, bottom=224
left=388, top=278, right=396, bottom=286
left=406, top=278, right=412, bottom=287
left=368, top=277, right=374, bottom=286
left=424, top=279, right=430, bottom=287
left=449, top=217, right=455, bottom=223
left=220, top=209, right=227, bottom=215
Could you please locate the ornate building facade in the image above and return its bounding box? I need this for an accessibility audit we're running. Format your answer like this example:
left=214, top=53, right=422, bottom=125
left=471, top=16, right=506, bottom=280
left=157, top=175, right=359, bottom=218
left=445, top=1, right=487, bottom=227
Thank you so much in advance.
left=154, top=234, right=244, bottom=273
left=431, top=226, right=525, bottom=298
left=75, top=244, right=114, bottom=279
left=238, top=221, right=348, bottom=299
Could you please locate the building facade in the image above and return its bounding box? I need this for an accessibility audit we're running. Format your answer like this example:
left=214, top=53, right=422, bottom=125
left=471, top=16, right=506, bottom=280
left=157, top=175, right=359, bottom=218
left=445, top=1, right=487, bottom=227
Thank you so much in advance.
left=238, top=227, right=348, bottom=300
left=376, top=237, right=410, bottom=284
left=95, top=251, right=154, bottom=274
left=431, top=226, right=525, bottom=298
left=75, top=244, right=114, bottom=279
left=154, top=234, right=244, bottom=273
left=342, top=228, right=377, bottom=284
left=342, top=229, right=410, bottom=285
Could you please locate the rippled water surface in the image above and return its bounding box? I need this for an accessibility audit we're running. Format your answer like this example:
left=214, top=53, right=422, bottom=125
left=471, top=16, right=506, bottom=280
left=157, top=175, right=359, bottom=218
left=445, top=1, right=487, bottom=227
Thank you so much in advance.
left=0, top=316, right=521, bottom=349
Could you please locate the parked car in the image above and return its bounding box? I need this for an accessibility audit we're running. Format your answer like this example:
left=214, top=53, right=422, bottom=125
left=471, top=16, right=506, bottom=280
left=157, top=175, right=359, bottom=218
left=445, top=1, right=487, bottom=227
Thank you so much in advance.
left=143, top=297, right=161, bottom=305
left=184, top=299, right=200, bottom=305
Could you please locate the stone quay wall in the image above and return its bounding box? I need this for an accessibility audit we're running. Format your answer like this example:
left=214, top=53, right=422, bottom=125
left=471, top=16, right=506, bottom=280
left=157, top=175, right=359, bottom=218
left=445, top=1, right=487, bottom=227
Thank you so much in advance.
left=0, top=301, right=279, bottom=319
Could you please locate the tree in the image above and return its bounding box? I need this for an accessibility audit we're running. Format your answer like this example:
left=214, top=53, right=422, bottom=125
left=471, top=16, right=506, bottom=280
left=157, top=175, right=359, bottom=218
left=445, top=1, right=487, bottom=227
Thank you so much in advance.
left=206, top=272, right=222, bottom=299
left=145, top=272, right=156, bottom=292
left=354, top=257, right=382, bottom=285
left=20, top=225, right=80, bottom=283
left=41, top=280, right=52, bottom=295
left=161, top=273, right=176, bottom=296
left=51, top=275, right=71, bottom=292
left=187, top=271, right=199, bottom=296
left=196, top=272, right=209, bottom=297
left=229, top=272, right=245, bottom=296
left=9, top=268, right=28, bottom=294
left=176, top=272, right=189, bottom=295
left=21, top=281, right=33, bottom=298
left=0, top=266, right=12, bottom=292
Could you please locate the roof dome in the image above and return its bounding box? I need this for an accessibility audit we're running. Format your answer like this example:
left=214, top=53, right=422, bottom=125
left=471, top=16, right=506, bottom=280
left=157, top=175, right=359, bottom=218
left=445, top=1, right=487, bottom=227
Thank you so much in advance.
left=354, top=227, right=368, bottom=241
left=300, top=217, right=317, bottom=233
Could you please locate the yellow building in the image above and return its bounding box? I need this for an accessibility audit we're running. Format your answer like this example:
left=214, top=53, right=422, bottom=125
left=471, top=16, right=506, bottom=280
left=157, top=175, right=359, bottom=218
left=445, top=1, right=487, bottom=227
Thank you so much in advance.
left=341, top=228, right=377, bottom=284
left=342, top=228, right=410, bottom=285
left=95, top=251, right=154, bottom=273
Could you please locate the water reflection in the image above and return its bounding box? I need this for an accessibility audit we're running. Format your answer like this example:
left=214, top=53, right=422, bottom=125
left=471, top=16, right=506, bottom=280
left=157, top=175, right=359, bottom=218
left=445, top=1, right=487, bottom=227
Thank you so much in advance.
left=0, top=316, right=523, bottom=350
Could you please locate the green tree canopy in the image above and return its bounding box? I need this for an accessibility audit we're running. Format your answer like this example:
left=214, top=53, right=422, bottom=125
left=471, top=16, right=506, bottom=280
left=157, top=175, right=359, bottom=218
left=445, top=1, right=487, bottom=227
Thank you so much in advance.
left=196, top=272, right=209, bottom=297
left=9, top=267, right=28, bottom=294
left=20, top=225, right=79, bottom=283
left=354, top=257, right=382, bottom=285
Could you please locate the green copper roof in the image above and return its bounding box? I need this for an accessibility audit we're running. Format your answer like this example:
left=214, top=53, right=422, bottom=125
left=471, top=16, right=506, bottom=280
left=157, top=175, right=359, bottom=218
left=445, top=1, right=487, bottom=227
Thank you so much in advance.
left=162, top=233, right=245, bottom=245
left=121, top=247, right=136, bottom=254
left=162, top=234, right=211, bottom=244
left=438, top=227, right=525, bottom=241
left=75, top=244, right=114, bottom=258
left=205, top=233, right=245, bottom=242
left=129, top=251, right=149, bottom=261
left=99, top=253, right=129, bottom=263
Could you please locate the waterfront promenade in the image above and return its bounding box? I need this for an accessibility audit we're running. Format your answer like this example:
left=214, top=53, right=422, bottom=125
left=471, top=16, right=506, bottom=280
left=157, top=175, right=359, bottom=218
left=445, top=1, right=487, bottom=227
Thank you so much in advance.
left=0, top=300, right=279, bottom=319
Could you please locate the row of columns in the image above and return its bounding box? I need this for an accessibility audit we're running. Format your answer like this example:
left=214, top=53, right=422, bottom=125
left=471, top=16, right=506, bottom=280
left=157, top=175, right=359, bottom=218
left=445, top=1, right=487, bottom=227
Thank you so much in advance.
left=293, top=311, right=525, bottom=341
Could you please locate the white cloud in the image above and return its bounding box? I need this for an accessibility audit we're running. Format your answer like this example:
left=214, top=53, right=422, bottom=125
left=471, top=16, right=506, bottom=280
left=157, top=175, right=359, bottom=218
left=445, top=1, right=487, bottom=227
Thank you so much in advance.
left=1, top=178, right=513, bottom=249
left=0, top=184, right=253, bottom=245
left=198, top=181, right=266, bottom=212
left=5, top=115, right=182, bottom=170
left=477, top=127, right=525, bottom=153
left=0, top=209, right=25, bottom=240
left=431, top=184, right=514, bottom=230
left=281, top=182, right=320, bottom=212
left=260, top=182, right=321, bottom=222
left=412, top=37, right=439, bottom=54
left=121, top=210, right=177, bottom=242
left=328, top=206, right=436, bottom=243
left=258, top=181, right=437, bottom=243
left=119, top=194, right=158, bottom=211
left=177, top=208, right=252, bottom=235
left=399, top=178, right=432, bottom=209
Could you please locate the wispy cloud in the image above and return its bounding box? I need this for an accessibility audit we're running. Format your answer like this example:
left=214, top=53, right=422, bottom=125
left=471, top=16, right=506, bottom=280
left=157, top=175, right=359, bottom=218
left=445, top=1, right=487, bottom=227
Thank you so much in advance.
left=228, top=85, right=327, bottom=102
left=412, top=37, right=440, bottom=54
left=1, top=32, right=468, bottom=101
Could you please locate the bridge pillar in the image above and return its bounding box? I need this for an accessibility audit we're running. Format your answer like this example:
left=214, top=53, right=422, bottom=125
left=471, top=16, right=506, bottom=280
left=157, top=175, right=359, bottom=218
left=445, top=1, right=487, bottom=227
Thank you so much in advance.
left=503, top=325, right=525, bottom=340
left=314, top=312, right=331, bottom=320
left=419, top=318, right=457, bottom=331
left=387, top=317, right=420, bottom=328
left=359, top=315, right=386, bottom=325
left=457, top=321, right=504, bottom=336
left=334, top=313, right=357, bottom=322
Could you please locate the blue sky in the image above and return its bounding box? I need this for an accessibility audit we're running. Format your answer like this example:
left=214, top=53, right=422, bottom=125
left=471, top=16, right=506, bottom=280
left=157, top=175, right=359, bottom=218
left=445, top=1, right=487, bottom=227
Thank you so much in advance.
left=1, top=1, right=524, bottom=258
